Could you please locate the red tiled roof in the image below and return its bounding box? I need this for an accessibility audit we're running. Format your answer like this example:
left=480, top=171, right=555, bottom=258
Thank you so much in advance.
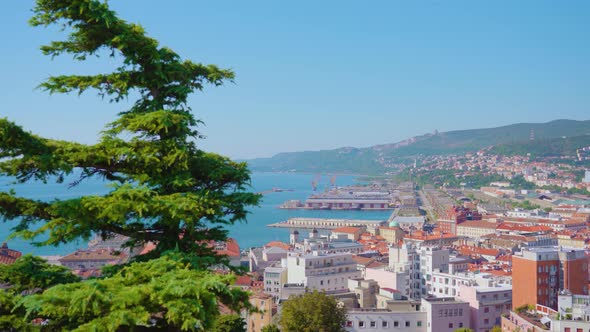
left=496, top=223, right=552, bottom=233
left=456, top=245, right=502, bottom=258
left=333, top=227, right=361, bottom=234
left=215, top=238, right=241, bottom=257
left=351, top=255, right=375, bottom=266
left=234, top=275, right=253, bottom=287
left=264, top=241, right=290, bottom=251
left=0, top=243, right=22, bottom=265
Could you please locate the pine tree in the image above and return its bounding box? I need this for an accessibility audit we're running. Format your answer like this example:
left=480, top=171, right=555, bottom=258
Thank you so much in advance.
left=0, top=0, right=260, bottom=330
left=0, top=0, right=259, bottom=267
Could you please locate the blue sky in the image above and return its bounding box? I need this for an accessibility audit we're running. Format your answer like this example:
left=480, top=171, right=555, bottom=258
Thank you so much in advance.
left=2, top=1, right=589, bottom=159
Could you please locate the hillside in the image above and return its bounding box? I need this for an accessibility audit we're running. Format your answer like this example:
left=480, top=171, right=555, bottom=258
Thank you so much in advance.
left=489, top=134, right=590, bottom=157
left=247, top=119, right=590, bottom=174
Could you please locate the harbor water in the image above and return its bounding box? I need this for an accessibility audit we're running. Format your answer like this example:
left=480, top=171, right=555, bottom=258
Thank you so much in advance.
left=0, top=172, right=391, bottom=255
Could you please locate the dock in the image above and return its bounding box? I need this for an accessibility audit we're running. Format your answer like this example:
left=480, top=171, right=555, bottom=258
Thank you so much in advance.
left=267, top=217, right=386, bottom=230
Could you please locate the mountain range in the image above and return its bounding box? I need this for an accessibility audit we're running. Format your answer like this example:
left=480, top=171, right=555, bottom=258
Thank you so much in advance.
left=247, top=119, right=590, bottom=174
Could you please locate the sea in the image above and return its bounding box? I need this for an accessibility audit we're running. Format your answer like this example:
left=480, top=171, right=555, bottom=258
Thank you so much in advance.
left=0, top=172, right=391, bottom=256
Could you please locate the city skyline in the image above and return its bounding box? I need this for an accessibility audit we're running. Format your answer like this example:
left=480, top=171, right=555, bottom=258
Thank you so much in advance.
left=2, top=1, right=590, bottom=159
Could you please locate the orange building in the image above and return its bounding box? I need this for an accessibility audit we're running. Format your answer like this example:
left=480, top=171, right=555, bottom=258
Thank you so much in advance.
left=512, top=247, right=588, bottom=310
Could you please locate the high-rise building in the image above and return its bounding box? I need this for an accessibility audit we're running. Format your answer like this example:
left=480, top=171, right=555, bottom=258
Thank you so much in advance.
left=388, top=243, right=450, bottom=299
left=512, top=247, right=588, bottom=310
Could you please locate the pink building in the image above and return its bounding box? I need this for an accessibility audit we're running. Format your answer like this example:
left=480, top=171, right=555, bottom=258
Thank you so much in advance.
left=458, top=284, right=512, bottom=332
left=421, top=297, right=470, bottom=332
left=365, top=267, right=409, bottom=298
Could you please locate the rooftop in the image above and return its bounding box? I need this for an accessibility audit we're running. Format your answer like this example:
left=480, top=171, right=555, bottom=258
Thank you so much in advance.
left=332, top=226, right=362, bottom=234
left=0, top=243, right=22, bottom=265
left=60, top=249, right=127, bottom=262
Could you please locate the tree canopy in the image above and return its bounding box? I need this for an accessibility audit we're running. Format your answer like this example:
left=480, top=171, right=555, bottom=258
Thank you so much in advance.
left=211, top=314, right=247, bottom=332
left=279, top=291, right=347, bottom=332
left=0, top=254, right=80, bottom=294
left=0, top=0, right=260, bottom=330
left=0, top=0, right=260, bottom=268
left=17, top=254, right=251, bottom=331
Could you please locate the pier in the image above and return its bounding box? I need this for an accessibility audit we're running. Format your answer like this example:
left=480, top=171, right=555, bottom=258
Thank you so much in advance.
left=267, top=217, right=386, bottom=230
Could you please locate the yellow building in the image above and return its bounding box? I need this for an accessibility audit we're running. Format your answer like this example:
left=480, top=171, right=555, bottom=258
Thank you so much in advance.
left=247, top=293, right=275, bottom=332
left=379, top=222, right=404, bottom=244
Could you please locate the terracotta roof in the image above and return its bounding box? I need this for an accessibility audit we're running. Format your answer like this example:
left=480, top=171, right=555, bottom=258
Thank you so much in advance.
left=333, top=226, right=361, bottom=234
left=212, top=238, right=241, bottom=257
left=351, top=255, right=375, bottom=266
left=457, top=245, right=503, bottom=258
left=496, top=223, right=552, bottom=233
left=60, top=249, right=127, bottom=262
left=140, top=241, right=157, bottom=255
left=264, top=241, right=290, bottom=251
left=234, top=275, right=253, bottom=287
left=0, top=243, right=22, bottom=265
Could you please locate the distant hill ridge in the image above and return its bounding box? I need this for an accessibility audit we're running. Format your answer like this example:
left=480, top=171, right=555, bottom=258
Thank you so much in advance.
left=247, top=119, right=590, bottom=174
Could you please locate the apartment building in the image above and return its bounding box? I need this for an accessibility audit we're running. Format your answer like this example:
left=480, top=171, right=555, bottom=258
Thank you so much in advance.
left=422, top=297, right=471, bottom=332
left=458, top=284, right=512, bottom=332
left=512, top=247, right=588, bottom=310
left=286, top=251, right=361, bottom=293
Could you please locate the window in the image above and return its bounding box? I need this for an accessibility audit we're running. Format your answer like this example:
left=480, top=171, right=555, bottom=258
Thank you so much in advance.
left=394, top=321, right=399, bottom=327
left=405, top=321, right=410, bottom=327
left=417, top=321, right=422, bottom=327
left=484, top=307, right=489, bottom=313
left=381, top=321, right=388, bottom=328
left=459, top=322, right=463, bottom=327
left=449, top=323, right=454, bottom=329
left=346, top=321, right=353, bottom=327
left=484, top=318, right=489, bottom=325
left=359, top=321, right=365, bottom=328
left=370, top=321, right=376, bottom=328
